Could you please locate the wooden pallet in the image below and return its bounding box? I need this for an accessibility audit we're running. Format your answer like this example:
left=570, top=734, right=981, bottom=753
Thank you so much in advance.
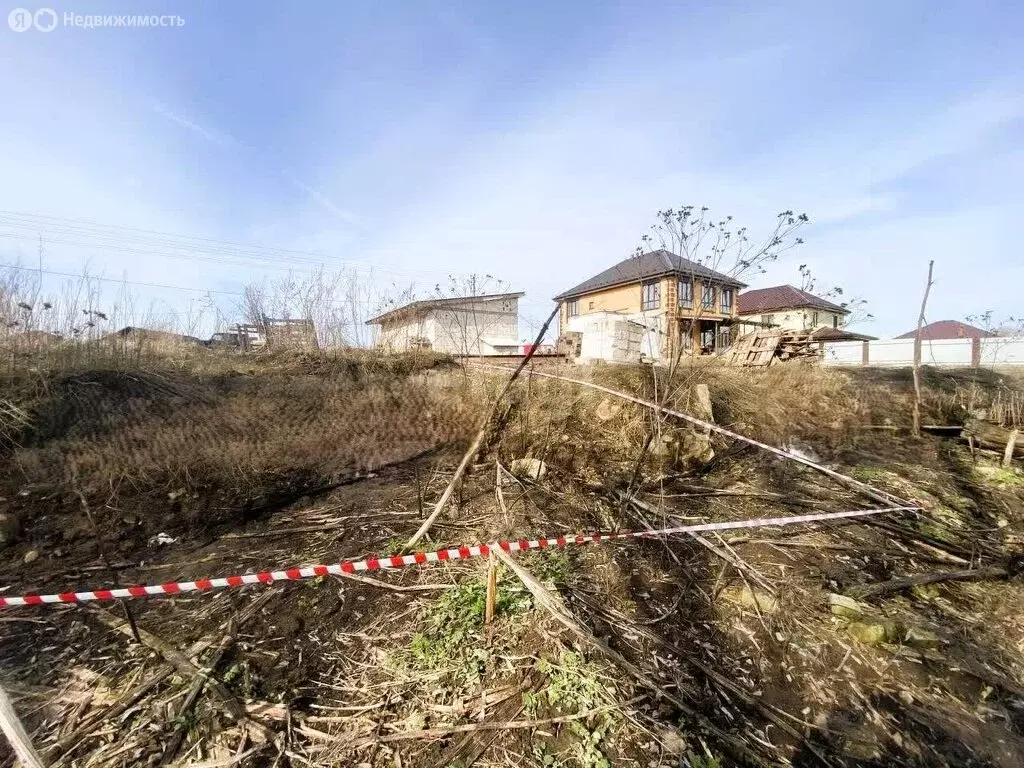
left=722, top=330, right=782, bottom=367
left=722, top=331, right=820, bottom=367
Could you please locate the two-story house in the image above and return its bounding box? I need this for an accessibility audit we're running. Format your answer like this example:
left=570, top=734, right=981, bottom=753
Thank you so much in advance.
left=736, top=285, right=876, bottom=342
left=738, top=285, right=848, bottom=333
left=554, top=250, right=746, bottom=359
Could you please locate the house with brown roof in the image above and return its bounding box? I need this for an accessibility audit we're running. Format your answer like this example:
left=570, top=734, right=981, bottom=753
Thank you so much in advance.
left=895, top=320, right=996, bottom=341
left=553, top=250, right=746, bottom=358
left=738, top=285, right=847, bottom=330
left=366, top=292, right=523, bottom=355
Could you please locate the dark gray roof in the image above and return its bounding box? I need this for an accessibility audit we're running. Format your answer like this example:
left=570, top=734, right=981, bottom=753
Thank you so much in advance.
left=553, top=250, right=746, bottom=301
left=366, top=292, right=524, bottom=325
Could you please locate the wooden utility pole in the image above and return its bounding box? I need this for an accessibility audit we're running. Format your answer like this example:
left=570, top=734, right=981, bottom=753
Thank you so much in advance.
left=912, top=260, right=935, bottom=436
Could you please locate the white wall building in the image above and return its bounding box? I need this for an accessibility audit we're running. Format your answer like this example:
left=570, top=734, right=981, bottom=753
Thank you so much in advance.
left=564, top=311, right=662, bottom=363
left=366, top=292, right=523, bottom=356
left=737, top=285, right=850, bottom=335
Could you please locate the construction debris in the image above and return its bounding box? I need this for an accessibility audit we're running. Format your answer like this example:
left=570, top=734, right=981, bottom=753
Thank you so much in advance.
left=721, top=330, right=821, bottom=366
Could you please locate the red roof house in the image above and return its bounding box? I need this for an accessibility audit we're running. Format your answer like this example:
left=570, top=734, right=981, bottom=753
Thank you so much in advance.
left=895, top=321, right=996, bottom=341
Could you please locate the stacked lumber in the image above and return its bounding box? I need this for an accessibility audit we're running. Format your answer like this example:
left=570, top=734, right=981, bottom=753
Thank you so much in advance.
left=774, top=332, right=820, bottom=364
left=721, top=331, right=820, bottom=367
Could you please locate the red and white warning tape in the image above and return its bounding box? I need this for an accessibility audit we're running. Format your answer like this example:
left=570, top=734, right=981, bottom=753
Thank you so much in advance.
left=0, top=507, right=914, bottom=608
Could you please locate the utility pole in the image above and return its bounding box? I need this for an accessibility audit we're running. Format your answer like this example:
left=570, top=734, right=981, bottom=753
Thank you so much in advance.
left=912, top=260, right=935, bottom=436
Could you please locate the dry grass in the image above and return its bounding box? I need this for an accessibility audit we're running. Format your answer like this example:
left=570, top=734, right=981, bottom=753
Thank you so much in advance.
left=0, top=349, right=478, bottom=541
left=3, top=357, right=1024, bottom=768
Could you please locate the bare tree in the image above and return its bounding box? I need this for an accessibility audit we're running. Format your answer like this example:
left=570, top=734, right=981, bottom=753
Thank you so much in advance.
left=966, top=310, right=1024, bottom=338
left=644, top=206, right=808, bottom=279
left=798, top=264, right=873, bottom=327
left=428, top=273, right=513, bottom=358
left=634, top=205, right=809, bottom=369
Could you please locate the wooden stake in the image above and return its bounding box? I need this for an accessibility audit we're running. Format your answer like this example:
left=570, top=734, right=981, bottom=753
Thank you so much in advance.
left=1003, top=429, right=1019, bottom=468
left=484, top=555, right=498, bottom=625
left=912, top=260, right=935, bottom=437
left=0, top=682, right=47, bottom=768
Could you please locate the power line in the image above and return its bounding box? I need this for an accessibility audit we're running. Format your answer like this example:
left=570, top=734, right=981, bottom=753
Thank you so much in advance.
left=0, top=262, right=244, bottom=296
left=0, top=211, right=466, bottom=283
left=0, top=210, right=349, bottom=263
left=0, top=262, right=383, bottom=308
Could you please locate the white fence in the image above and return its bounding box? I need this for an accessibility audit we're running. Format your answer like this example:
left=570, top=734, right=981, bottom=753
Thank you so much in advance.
left=821, top=337, right=1024, bottom=367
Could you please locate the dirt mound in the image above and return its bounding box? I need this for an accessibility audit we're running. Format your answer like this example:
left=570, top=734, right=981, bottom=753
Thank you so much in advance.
left=26, top=369, right=216, bottom=444
left=0, top=364, right=478, bottom=560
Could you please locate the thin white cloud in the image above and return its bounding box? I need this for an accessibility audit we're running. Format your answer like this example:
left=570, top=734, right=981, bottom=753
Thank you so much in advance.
left=151, top=101, right=235, bottom=147
left=283, top=172, right=359, bottom=225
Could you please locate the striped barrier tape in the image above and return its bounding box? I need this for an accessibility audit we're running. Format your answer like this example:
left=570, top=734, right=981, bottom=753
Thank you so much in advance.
left=0, top=506, right=916, bottom=608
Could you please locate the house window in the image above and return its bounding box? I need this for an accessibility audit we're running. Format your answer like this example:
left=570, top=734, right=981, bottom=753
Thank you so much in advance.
left=567, top=299, right=579, bottom=317
left=717, top=327, right=731, bottom=349
left=641, top=280, right=661, bottom=311
left=678, top=279, right=693, bottom=309
left=761, top=314, right=774, bottom=326
left=701, top=284, right=715, bottom=310
left=812, top=311, right=819, bottom=326
left=589, top=301, right=594, bottom=310
left=833, top=315, right=839, bottom=329
left=720, top=288, right=734, bottom=314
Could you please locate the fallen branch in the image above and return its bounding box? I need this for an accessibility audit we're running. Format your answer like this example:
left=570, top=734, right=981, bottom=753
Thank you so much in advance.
left=47, top=591, right=277, bottom=764
left=491, top=547, right=768, bottom=766
left=573, top=592, right=837, bottom=768
left=0, top=682, right=47, bottom=768
left=405, top=305, right=559, bottom=549
left=472, top=364, right=911, bottom=510
left=352, top=696, right=644, bottom=747
left=848, top=566, right=1012, bottom=600
left=333, top=571, right=451, bottom=592
left=160, top=625, right=239, bottom=764
left=87, top=600, right=280, bottom=748
left=220, top=524, right=345, bottom=539
left=864, top=518, right=978, bottom=564
left=627, top=495, right=773, bottom=593
left=178, top=747, right=259, bottom=768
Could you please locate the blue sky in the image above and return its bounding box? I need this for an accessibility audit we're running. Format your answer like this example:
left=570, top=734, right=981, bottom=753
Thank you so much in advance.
left=1, top=1, right=1022, bottom=339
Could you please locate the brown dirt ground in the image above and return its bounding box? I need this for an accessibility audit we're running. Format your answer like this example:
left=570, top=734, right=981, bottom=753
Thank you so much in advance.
left=1, top=358, right=1023, bottom=768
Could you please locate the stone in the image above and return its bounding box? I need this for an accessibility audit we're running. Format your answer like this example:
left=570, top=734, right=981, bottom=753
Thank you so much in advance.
left=722, top=586, right=780, bottom=614
left=594, top=397, right=622, bottom=421
left=22, top=548, right=39, bottom=564
left=0, top=512, right=20, bottom=546
left=510, top=458, right=547, bottom=481
left=829, top=593, right=868, bottom=619
left=655, top=728, right=687, bottom=755
left=847, top=620, right=900, bottom=646
left=903, top=627, right=940, bottom=649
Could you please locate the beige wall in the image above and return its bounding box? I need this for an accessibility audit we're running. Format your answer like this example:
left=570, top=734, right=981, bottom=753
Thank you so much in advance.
left=559, top=276, right=738, bottom=333
left=739, top=307, right=846, bottom=334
